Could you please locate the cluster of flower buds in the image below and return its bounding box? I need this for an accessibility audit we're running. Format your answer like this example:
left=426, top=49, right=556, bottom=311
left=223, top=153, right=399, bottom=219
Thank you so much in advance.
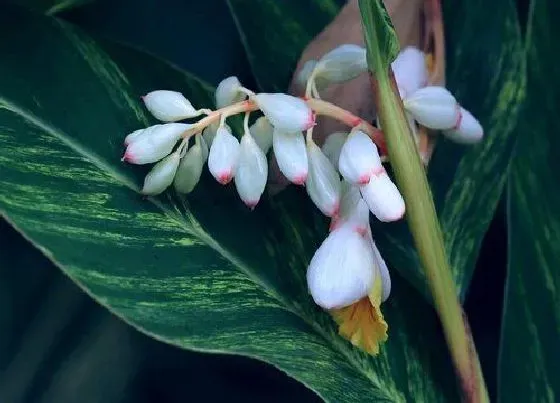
left=121, top=43, right=484, bottom=354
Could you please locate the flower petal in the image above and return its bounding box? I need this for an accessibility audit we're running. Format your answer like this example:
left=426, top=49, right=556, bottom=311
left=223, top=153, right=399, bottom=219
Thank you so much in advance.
left=360, top=171, right=405, bottom=222
left=254, top=93, right=315, bottom=133
left=143, top=90, right=198, bottom=121
left=249, top=117, right=274, bottom=153
left=316, top=44, right=367, bottom=83
left=174, top=137, right=205, bottom=194
left=443, top=106, right=484, bottom=144
left=235, top=133, right=268, bottom=208
left=208, top=126, right=240, bottom=184
left=215, top=76, right=246, bottom=109
left=123, top=123, right=189, bottom=165
left=306, top=140, right=341, bottom=217
left=391, top=47, right=428, bottom=98
left=338, top=130, right=382, bottom=185
left=141, top=151, right=181, bottom=195
left=403, top=86, right=459, bottom=130
left=272, top=129, right=308, bottom=185
left=321, top=132, right=347, bottom=167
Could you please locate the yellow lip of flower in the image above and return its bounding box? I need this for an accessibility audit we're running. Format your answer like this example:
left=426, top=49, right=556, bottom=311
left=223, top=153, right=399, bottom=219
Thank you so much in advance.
left=330, top=273, right=388, bottom=355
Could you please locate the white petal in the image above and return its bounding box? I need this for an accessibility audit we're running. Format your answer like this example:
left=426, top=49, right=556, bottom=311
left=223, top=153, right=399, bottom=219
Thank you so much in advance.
left=338, top=130, right=382, bottom=185
left=141, top=151, right=181, bottom=195
left=391, top=47, right=428, bottom=98
left=215, top=76, right=246, bottom=109
left=254, top=93, right=315, bottom=133
left=360, top=171, right=405, bottom=222
left=321, top=132, right=347, bottom=166
left=124, top=128, right=145, bottom=146
left=307, top=226, right=375, bottom=309
left=332, top=181, right=370, bottom=234
left=365, top=227, right=391, bottom=302
left=235, top=134, right=268, bottom=208
left=208, top=126, right=240, bottom=184
left=443, top=107, right=484, bottom=144
left=316, top=44, right=367, bottom=83
left=143, top=90, right=198, bottom=122
left=272, top=129, right=308, bottom=184
left=123, top=123, right=189, bottom=164
left=173, top=139, right=204, bottom=194
left=306, top=141, right=341, bottom=217
left=249, top=117, right=274, bottom=153
left=404, top=86, right=459, bottom=130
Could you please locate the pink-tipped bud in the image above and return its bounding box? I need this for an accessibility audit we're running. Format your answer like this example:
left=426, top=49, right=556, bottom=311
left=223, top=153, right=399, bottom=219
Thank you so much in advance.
left=254, top=93, right=315, bottom=133
left=235, top=134, right=268, bottom=208
left=321, top=132, right=347, bottom=166
left=296, top=60, right=318, bottom=88
left=141, top=151, right=181, bottom=195
left=315, top=44, right=367, bottom=83
left=272, top=129, right=308, bottom=185
left=338, top=130, right=382, bottom=185
left=332, top=181, right=370, bottom=234
left=403, top=86, right=459, bottom=130
left=391, top=47, right=428, bottom=98
left=173, top=136, right=205, bottom=194
left=360, top=170, right=405, bottom=222
left=306, top=226, right=375, bottom=309
left=443, top=107, right=484, bottom=144
left=249, top=117, right=274, bottom=154
left=215, top=76, right=246, bottom=109
left=143, top=90, right=198, bottom=122
left=124, top=128, right=145, bottom=146
left=305, top=140, right=341, bottom=217
left=123, top=123, right=189, bottom=165
left=208, top=126, right=240, bottom=185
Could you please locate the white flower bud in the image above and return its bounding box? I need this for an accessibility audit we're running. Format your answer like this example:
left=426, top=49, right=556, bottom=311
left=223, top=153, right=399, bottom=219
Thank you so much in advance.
left=235, top=134, right=268, bottom=208
left=208, top=126, right=240, bottom=185
left=360, top=171, right=405, bottom=222
left=199, top=133, right=209, bottom=162
left=249, top=117, right=274, bottom=153
left=143, top=90, right=198, bottom=122
left=203, top=121, right=225, bottom=148
left=173, top=136, right=205, bottom=194
left=123, top=123, right=189, bottom=165
left=306, top=141, right=341, bottom=217
left=124, top=128, right=145, bottom=146
left=403, top=86, right=459, bottom=130
left=272, top=129, right=308, bottom=185
left=316, top=44, right=367, bottom=83
left=338, top=130, right=382, bottom=185
left=307, top=226, right=375, bottom=309
left=141, top=151, right=181, bottom=195
left=321, top=132, right=347, bottom=166
left=296, top=60, right=318, bottom=88
left=391, top=47, right=428, bottom=98
left=254, top=93, right=315, bottom=133
left=331, top=181, right=369, bottom=234
left=443, top=107, right=484, bottom=144
left=215, top=76, right=246, bottom=109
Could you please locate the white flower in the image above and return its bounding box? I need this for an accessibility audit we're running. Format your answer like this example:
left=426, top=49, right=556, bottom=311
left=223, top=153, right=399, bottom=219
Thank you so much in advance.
left=307, top=225, right=375, bottom=309
left=174, top=135, right=205, bottom=194
left=272, top=129, right=308, bottom=185
left=249, top=117, right=274, bottom=153
left=338, top=130, right=382, bottom=185
left=208, top=126, right=240, bottom=184
left=254, top=93, right=315, bottom=133
left=391, top=47, right=428, bottom=98
left=360, top=171, right=405, bottom=222
left=366, top=226, right=391, bottom=302
left=315, top=44, right=367, bottom=83
left=123, top=123, right=189, bottom=164
left=306, top=140, right=341, bottom=217
left=215, top=76, right=246, bottom=109
left=443, top=106, right=484, bottom=144
left=403, top=86, right=459, bottom=130
left=321, top=132, right=347, bottom=166
left=141, top=151, right=181, bottom=195
left=331, top=181, right=369, bottom=234
left=235, top=133, right=268, bottom=208
left=124, top=128, right=146, bottom=146
left=143, top=90, right=198, bottom=122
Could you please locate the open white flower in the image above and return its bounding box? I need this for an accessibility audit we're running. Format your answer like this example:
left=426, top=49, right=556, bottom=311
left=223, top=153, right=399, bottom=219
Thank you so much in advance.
left=235, top=133, right=268, bottom=208
left=306, top=140, right=341, bottom=217
left=272, top=129, right=308, bottom=185
left=254, top=93, right=315, bottom=133
left=123, top=123, right=189, bottom=164
left=208, top=126, right=240, bottom=185
left=141, top=151, right=181, bottom=195
left=143, top=90, right=199, bottom=122
left=338, top=130, right=382, bottom=185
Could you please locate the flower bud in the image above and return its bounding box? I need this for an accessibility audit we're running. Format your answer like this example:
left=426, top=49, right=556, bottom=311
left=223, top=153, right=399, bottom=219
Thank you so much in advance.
left=443, top=107, right=484, bottom=144
left=235, top=134, right=268, bottom=208
left=143, top=90, right=198, bottom=122
left=124, top=128, right=145, bottom=146
left=215, top=76, right=246, bottom=109
left=331, top=181, right=369, bottom=234
left=316, top=44, right=367, bottom=83
left=321, top=132, right=347, bottom=166
left=203, top=121, right=224, bottom=147
left=306, top=141, right=341, bottom=217
left=173, top=136, right=205, bottom=194
left=403, top=86, right=459, bottom=130
left=122, top=123, right=189, bottom=164
left=208, top=126, right=240, bottom=185
left=296, top=60, right=318, bottom=88
left=338, top=130, right=382, bottom=185
left=249, top=117, right=274, bottom=153
left=391, top=47, right=428, bottom=98
left=360, top=171, right=405, bottom=222
left=141, top=151, right=181, bottom=195
left=254, top=93, right=315, bottom=133
left=199, top=133, right=209, bottom=162
left=307, top=226, right=375, bottom=309
left=272, top=129, right=308, bottom=185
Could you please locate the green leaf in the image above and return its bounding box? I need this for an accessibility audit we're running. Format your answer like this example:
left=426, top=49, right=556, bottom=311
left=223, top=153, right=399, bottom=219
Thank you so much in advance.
left=499, top=0, right=560, bottom=401
left=0, top=5, right=461, bottom=402
left=358, top=0, right=398, bottom=71
left=6, top=0, right=93, bottom=14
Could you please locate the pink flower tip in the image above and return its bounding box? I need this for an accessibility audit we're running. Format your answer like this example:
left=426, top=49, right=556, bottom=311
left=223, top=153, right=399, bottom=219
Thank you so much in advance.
left=121, top=151, right=134, bottom=163
left=292, top=173, right=308, bottom=185
left=303, top=112, right=316, bottom=131
left=244, top=200, right=259, bottom=210
left=357, top=174, right=371, bottom=185
left=217, top=172, right=233, bottom=185
left=328, top=203, right=340, bottom=219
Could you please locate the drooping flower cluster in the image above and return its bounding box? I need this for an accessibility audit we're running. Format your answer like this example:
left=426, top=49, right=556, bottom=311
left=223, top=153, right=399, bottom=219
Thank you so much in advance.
left=121, top=43, right=483, bottom=355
